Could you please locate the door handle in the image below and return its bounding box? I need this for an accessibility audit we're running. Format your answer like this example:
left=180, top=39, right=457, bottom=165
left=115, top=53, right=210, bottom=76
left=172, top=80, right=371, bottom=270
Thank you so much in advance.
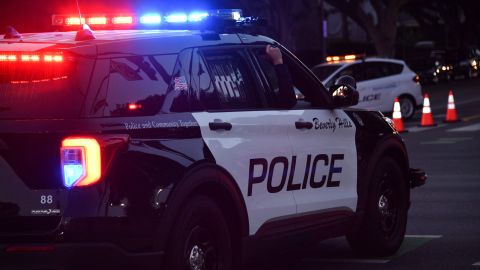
left=295, top=121, right=313, bottom=130
left=209, top=121, right=232, bottom=131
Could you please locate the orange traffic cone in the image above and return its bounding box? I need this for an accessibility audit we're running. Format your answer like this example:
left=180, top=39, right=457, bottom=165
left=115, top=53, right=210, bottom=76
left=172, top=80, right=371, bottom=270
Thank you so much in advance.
left=420, top=93, right=436, bottom=127
left=444, top=90, right=460, bottom=123
left=392, top=97, right=406, bottom=132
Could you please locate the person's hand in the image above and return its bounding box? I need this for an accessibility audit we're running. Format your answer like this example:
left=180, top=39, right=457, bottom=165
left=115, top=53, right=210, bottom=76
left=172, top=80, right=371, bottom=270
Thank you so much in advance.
left=266, top=45, right=283, bottom=65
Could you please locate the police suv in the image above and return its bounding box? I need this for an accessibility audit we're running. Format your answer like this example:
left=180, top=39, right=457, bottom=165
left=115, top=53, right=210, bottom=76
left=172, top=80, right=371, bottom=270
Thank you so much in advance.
left=312, top=56, right=423, bottom=119
left=0, top=10, right=426, bottom=270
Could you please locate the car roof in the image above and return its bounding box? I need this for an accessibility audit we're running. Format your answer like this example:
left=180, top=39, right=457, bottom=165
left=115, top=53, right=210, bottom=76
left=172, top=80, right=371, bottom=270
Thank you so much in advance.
left=0, top=29, right=275, bottom=55
left=313, top=57, right=406, bottom=68
left=1, top=30, right=197, bottom=44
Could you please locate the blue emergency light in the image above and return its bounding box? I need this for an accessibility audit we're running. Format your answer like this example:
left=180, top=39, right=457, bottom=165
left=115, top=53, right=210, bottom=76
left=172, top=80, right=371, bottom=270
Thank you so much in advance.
left=140, top=14, right=162, bottom=24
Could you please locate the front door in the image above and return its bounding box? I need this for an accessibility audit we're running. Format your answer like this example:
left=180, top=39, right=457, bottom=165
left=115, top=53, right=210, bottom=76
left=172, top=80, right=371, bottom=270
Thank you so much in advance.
left=188, top=47, right=297, bottom=234
left=250, top=46, right=358, bottom=217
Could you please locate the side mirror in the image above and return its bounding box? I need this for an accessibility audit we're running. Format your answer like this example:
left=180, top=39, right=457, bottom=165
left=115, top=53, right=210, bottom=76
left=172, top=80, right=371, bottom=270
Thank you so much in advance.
left=329, top=75, right=359, bottom=108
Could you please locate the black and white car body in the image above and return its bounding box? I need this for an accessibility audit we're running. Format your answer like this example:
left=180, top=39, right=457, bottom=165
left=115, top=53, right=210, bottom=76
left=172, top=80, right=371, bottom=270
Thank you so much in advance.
left=0, top=14, right=426, bottom=270
left=312, top=57, right=423, bottom=119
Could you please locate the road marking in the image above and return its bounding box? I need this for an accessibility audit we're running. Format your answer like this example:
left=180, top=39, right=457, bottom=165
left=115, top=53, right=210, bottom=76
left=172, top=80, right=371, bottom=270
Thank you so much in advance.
left=405, top=234, right=442, bottom=238
left=406, top=124, right=447, bottom=133
left=462, top=114, right=480, bottom=122
left=447, top=123, right=480, bottom=132
left=421, top=137, right=473, bottom=144
left=473, top=261, right=480, bottom=266
left=303, top=258, right=389, bottom=264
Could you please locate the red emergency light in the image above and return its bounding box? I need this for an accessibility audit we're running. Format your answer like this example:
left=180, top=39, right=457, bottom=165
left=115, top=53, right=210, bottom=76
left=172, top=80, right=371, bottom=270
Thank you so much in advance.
left=64, top=17, right=85, bottom=26
left=128, top=103, right=142, bottom=110
left=0, top=51, right=71, bottom=84
left=112, top=16, right=134, bottom=25
left=0, top=52, right=64, bottom=63
left=87, top=17, right=108, bottom=25
left=53, top=15, right=135, bottom=27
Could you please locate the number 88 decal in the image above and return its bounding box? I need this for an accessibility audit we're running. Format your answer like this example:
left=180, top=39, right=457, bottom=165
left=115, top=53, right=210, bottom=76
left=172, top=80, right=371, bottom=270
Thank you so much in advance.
left=40, top=195, right=53, bottom=204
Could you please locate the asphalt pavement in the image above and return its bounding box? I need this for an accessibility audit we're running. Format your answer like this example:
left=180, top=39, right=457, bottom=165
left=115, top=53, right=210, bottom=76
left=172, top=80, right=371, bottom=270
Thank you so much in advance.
left=248, top=77, right=480, bottom=270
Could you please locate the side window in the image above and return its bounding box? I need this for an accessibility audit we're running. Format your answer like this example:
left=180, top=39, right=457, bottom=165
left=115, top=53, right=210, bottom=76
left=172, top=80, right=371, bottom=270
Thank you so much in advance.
left=251, top=47, right=328, bottom=108
left=250, top=47, right=281, bottom=107
left=161, top=50, right=192, bottom=113
left=191, top=48, right=261, bottom=111
left=328, top=63, right=365, bottom=87
left=384, top=62, right=404, bottom=76
left=283, top=53, right=328, bottom=107
left=189, top=49, right=218, bottom=111
left=89, top=53, right=190, bottom=117
left=364, top=62, right=403, bottom=80
left=364, top=62, right=384, bottom=81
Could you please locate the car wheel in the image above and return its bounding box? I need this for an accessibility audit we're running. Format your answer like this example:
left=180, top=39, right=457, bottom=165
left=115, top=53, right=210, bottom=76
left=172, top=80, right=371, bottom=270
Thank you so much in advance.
left=167, top=196, right=233, bottom=270
left=347, top=157, right=408, bottom=257
left=399, top=96, right=415, bottom=120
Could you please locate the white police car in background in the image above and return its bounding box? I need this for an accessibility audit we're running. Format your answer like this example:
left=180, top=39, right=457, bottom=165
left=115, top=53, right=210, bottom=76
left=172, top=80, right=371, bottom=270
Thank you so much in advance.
left=0, top=9, right=426, bottom=270
left=312, top=56, right=423, bottom=119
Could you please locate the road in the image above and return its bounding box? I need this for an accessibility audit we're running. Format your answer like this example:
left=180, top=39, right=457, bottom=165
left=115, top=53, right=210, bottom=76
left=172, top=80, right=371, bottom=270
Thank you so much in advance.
left=248, top=77, right=480, bottom=270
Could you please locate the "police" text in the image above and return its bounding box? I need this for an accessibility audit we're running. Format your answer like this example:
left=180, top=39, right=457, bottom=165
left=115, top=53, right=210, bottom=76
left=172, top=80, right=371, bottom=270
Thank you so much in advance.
left=247, top=154, right=344, bottom=196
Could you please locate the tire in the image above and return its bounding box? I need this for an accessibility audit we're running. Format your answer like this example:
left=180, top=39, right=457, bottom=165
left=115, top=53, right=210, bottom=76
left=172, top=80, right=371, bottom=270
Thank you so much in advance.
left=166, top=196, right=233, bottom=270
left=399, top=96, right=415, bottom=120
left=347, top=157, right=408, bottom=257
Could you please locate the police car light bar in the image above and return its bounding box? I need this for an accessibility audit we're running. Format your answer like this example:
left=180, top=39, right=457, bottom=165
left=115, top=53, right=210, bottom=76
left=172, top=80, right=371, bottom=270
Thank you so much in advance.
left=326, top=54, right=365, bottom=63
left=52, top=9, right=243, bottom=28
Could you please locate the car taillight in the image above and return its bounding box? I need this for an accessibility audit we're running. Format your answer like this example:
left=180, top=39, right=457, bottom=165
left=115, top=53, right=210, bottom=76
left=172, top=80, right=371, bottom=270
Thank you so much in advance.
left=60, top=135, right=129, bottom=189
left=413, top=75, right=421, bottom=84
left=61, top=137, right=102, bottom=188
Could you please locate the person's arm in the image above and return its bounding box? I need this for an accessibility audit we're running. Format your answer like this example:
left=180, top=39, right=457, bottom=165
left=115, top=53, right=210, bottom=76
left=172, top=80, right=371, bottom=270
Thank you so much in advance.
left=266, top=45, right=297, bottom=108
left=274, top=64, right=296, bottom=108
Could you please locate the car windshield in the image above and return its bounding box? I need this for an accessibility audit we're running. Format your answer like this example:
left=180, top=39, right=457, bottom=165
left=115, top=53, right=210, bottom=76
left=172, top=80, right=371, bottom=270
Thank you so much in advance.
left=311, top=64, right=342, bottom=81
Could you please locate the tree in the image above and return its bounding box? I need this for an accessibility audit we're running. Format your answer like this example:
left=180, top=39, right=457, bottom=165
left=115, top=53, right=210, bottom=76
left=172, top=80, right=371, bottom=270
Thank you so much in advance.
left=325, top=0, right=414, bottom=57
left=235, top=0, right=323, bottom=52
left=405, top=0, right=480, bottom=49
